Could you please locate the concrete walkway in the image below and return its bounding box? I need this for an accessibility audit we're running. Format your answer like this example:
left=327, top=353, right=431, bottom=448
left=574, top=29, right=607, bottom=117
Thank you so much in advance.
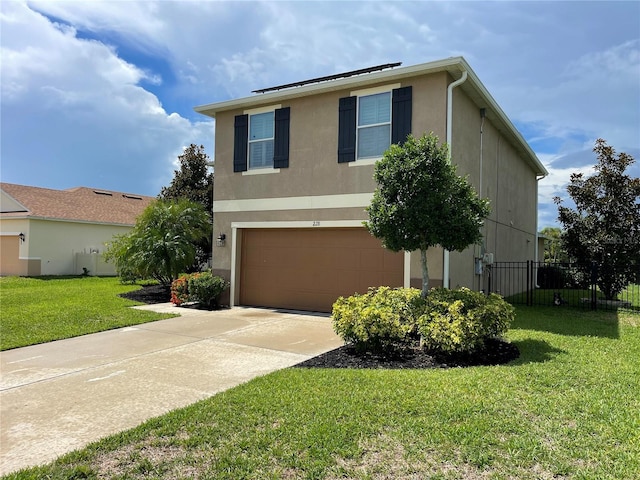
left=0, top=305, right=343, bottom=475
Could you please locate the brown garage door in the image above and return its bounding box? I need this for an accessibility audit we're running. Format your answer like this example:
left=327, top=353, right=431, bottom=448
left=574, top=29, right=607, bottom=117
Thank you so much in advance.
left=239, top=228, right=404, bottom=312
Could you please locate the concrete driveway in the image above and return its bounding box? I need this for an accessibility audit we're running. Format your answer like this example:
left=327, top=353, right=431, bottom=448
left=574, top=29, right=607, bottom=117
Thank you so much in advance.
left=0, top=305, right=343, bottom=475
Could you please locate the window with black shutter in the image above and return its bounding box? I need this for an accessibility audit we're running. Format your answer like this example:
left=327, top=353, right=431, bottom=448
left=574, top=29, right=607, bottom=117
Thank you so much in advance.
left=273, top=107, right=290, bottom=168
left=233, top=114, right=248, bottom=172
left=233, top=107, right=290, bottom=172
left=392, top=86, right=412, bottom=145
left=337, top=96, right=356, bottom=163
left=338, top=85, right=412, bottom=163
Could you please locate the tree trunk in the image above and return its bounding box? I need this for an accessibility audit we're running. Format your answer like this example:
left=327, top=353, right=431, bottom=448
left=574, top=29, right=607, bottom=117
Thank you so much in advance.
left=420, top=248, right=429, bottom=298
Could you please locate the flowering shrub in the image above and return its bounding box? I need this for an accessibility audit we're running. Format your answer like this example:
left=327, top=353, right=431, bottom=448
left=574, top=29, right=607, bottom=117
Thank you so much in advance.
left=170, top=275, right=190, bottom=305
left=170, top=272, right=229, bottom=309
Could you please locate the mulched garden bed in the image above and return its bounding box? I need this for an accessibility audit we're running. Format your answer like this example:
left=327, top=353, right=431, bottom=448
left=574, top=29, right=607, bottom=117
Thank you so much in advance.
left=119, top=284, right=171, bottom=304
left=294, top=337, right=519, bottom=369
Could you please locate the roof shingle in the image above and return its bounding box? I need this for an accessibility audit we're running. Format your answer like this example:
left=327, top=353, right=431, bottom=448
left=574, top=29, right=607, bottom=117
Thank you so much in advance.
left=0, top=183, right=155, bottom=226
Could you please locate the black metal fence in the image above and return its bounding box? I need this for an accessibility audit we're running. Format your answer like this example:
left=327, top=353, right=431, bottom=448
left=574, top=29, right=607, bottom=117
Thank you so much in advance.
left=485, top=261, right=639, bottom=312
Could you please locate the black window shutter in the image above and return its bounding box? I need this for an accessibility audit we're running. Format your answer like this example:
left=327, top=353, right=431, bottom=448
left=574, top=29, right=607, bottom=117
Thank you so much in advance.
left=233, top=114, right=248, bottom=172
left=337, top=96, right=356, bottom=163
left=392, top=86, right=412, bottom=145
left=273, top=107, right=290, bottom=168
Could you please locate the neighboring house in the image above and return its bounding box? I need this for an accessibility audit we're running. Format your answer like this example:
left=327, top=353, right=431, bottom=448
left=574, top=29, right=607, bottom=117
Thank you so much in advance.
left=0, top=183, right=154, bottom=276
left=195, top=57, right=548, bottom=312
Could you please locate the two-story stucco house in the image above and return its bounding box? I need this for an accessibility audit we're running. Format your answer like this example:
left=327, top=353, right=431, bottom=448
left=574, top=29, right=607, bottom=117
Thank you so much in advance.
left=195, top=57, right=548, bottom=312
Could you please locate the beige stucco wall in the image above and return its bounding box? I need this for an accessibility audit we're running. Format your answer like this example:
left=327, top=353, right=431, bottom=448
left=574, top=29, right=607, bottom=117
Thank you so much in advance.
left=448, top=84, right=537, bottom=292
left=213, top=72, right=451, bottom=291
left=211, top=70, right=539, bottom=296
left=0, top=217, right=133, bottom=276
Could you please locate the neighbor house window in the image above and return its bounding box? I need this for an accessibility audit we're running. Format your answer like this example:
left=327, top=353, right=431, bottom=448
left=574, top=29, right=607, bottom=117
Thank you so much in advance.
left=338, top=86, right=412, bottom=164
left=248, top=111, right=275, bottom=169
left=357, top=92, right=391, bottom=160
left=233, top=107, right=290, bottom=173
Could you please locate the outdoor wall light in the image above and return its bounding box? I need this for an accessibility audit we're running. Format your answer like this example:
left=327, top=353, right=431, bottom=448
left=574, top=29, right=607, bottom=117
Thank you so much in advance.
left=18, top=232, right=25, bottom=243
left=216, top=233, right=226, bottom=247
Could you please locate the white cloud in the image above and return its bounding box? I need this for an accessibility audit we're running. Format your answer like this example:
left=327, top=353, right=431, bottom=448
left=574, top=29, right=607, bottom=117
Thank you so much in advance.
left=1, top=1, right=213, bottom=196
left=2, top=0, right=638, bottom=220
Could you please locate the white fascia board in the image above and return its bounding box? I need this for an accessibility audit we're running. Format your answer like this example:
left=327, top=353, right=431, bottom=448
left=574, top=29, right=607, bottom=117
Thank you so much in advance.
left=10, top=216, right=135, bottom=227
left=214, top=193, right=373, bottom=213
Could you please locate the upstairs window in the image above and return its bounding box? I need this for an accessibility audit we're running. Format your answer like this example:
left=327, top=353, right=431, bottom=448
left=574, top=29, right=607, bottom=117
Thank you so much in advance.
left=357, top=92, right=391, bottom=159
left=338, top=85, right=412, bottom=164
left=234, top=107, right=290, bottom=173
left=249, top=111, right=275, bottom=169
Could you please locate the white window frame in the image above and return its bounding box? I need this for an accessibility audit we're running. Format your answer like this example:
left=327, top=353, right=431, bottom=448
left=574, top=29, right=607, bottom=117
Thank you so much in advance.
left=244, top=104, right=281, bottom=173
left=351, top=83, right=400, bottom=164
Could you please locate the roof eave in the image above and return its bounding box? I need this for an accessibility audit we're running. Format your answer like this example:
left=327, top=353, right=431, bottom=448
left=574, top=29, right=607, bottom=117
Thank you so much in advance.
left=193, top=56, right=467, bottom=117
left=194, top=56, right=547, bottom=176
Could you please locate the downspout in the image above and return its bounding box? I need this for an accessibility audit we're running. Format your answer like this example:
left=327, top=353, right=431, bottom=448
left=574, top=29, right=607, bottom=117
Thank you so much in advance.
left=443, top=70, right=468, bottom=289
left=534, top=173, right=547, bottom=275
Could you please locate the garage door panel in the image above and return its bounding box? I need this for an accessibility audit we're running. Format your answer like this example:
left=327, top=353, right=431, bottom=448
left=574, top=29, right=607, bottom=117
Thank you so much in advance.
left=240, top=228, right=403, bottom=312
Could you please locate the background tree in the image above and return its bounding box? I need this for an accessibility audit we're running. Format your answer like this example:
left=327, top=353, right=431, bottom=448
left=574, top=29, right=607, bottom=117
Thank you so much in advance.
left=554, top=139, right=640, bottom=300
left=365, top=133, right=490, bottom=298
left=104, top=199, right=212, bottom=286
left=159, top=144, right=214, bottom=270
left=540, top=226, right=568, bottom=263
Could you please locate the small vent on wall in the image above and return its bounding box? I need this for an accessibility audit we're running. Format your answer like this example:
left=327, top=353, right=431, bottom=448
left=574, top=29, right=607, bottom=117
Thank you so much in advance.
left=93, top=190, right=113, bottom=196
left=122, top=194, right=142, bottom=200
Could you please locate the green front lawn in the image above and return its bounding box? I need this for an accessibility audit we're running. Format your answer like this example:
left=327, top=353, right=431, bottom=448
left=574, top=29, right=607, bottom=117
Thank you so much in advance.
left=0, top=276, right=176, bottom=351
left=6, top=307, right=639, bottom=479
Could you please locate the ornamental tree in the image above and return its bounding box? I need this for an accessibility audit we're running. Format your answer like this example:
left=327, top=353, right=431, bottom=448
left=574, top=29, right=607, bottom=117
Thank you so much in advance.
left=554, top=139, right=640, bottom=300
left=365, top=133, right=490, bottom=298
left=159, top=144, right=214, bottom=270
left=104, top=199, right=212, bottom=286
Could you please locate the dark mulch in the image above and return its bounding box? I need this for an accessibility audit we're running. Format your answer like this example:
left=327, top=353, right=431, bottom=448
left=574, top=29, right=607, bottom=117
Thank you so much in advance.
left=119, top=284, right=171, bottom=304
left=294, top=337, right=519, bottom=369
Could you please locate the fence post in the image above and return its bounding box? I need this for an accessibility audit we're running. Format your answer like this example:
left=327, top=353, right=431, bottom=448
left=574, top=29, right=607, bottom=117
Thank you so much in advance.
left=526, top=261, right=532, bottom=306
left=590, top=262, right=598, bottom=310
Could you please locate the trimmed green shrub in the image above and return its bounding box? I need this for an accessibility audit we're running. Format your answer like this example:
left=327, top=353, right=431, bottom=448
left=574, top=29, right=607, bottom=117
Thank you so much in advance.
left=170, top=272, right=229, bottom=308
left=188, top=272, right=229, bottom=308
left=418, top=287, right=514, bottom=353
left=331, top=287, right=424, bottom=352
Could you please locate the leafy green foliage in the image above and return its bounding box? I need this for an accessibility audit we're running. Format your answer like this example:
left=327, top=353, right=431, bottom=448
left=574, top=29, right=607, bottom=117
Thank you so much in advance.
left=332, top=286, right=513, bottom=354
left=540, top=226, right=569, bottom=263
left=170, top=272, right=229, bottom=309
left=188, top=272, right=229, bottom=308
left=159, top=144, right=213, bottom=215
left=104, top=199, right=212, bottom=286
left=331, top=287, right=423, bottom=352
left=555, top=139, right=640, bottom=299
left=159, top=144, right=214, bottom=271
left=365, top=133, right=490, bottom=297
left=418, top=288, right=515, bottom=353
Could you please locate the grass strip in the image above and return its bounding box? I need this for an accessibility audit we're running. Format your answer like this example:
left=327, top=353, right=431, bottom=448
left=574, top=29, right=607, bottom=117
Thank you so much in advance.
left=5, top=307, right=639, bottom=479
left=0, top=276, right=176, bottom=351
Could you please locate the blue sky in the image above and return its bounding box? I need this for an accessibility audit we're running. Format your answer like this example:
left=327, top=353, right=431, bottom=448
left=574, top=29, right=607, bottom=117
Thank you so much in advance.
left=1, top=0, right=639, bottom=229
